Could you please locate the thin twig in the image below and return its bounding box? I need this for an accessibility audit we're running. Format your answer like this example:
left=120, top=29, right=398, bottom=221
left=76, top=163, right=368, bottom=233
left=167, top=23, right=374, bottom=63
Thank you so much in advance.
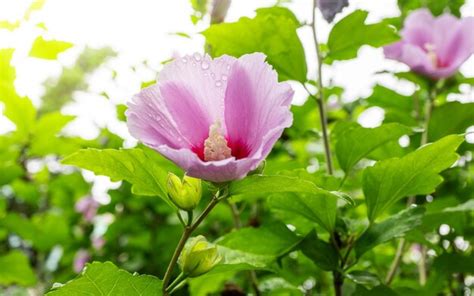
left=162, top=192, right=223, bottom=295
left=311, top=0, right=333, bottom=175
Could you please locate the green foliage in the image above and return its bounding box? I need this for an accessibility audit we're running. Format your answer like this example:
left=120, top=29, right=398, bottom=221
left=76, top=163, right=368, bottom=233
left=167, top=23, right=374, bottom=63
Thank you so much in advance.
left=1, top=1, right=473, bottom=295
left=428, top=101, right=474, bottom=141
left=47, top=262, right=163, bottom=295
left=335, top=123, right=413, bottom=173
left=398, top=0, right=465, bottom=17
left=363, top=135, right=464, bottom=222
left=62, top=148, right=176, bottom=206
left=326, top=10, right=399, bottom=62
left=0, top=251, right=37, bottom=286
left=298, top=230, right=339, bottom=271
left=354, top=206, right=425, bottom=257
left=203, top=7, right=307, bottom=82
left=29, top=36, right=73, bottom=60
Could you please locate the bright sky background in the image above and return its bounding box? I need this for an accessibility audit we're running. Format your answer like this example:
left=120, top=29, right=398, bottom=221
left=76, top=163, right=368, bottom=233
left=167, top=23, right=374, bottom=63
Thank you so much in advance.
left=0, top=0, right=473, bottom=201
left=1, top=0, right=473, bottom=137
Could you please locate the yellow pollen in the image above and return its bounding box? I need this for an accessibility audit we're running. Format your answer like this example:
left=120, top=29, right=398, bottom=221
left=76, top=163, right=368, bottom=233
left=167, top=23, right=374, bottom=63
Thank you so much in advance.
left=204, top=122, right=232, bottom=161
left=424, top=43, right=438, bottom=68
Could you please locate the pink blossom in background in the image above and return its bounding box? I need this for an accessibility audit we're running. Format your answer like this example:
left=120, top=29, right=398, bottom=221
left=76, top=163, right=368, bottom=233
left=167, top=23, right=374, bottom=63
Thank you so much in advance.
left=73, top=249, right=90, bottom=273
left=126, top=53, right=293, bottom=182
left=92, top=236, right=106, bottom=250
left=75, top=196, right=99, bottom=222
left=384, top=9, right=474, bottom=79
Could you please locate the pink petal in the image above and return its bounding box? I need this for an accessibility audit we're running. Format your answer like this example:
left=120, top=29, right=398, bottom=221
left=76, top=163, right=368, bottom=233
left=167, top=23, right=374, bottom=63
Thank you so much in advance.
left=159, top=54, right=236, bottom=125
left=436, top=16, right=474, bottom=72
left=401, top=8, right=435, bottom=48
left=127, top=84, right=189, bottom=149
left=224, top=53, right=293, bottom=156
left=126, top=54, right=236, bottom=150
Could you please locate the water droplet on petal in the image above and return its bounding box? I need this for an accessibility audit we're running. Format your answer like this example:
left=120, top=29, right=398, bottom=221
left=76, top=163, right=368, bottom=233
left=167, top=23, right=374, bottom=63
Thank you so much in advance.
left=182, top=57, right=188, bottom=63
left=226, top=64, right=231, bottom=70
left=192, top=62, right=196, bottom=66
left=210, top=72, right=215, bottom=79
left=193, top=53, right=202, bottom=61
left=221, top=75, right=227, bottom=81
left=201, top=62, right=210, bottom=70
left=215, top=80, right=222, bottom=87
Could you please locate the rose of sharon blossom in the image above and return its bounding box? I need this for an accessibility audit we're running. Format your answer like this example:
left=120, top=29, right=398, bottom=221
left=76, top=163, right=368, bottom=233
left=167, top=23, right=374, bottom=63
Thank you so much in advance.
left=384, top=9, right=474, bottom=79
left=75, top=196, right=99, bottom=222
left=126, top=53, right=293, bottom=182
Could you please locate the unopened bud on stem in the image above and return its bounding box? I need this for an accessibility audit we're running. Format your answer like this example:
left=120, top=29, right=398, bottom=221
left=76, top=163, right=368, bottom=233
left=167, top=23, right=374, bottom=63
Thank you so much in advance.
left=167, top=173, right=202, bottom=211
left=178, top=235, right=221, bottom=277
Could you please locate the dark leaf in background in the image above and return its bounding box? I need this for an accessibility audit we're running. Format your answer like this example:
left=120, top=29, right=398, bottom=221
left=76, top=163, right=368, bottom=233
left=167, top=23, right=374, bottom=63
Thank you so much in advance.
left=0, top=251, right=37, bottom=286
left=319, top=0, right=349, bottom=23
left=298, top=230, right=339, bottom=271
left=354, top=206, right=425, bottom=258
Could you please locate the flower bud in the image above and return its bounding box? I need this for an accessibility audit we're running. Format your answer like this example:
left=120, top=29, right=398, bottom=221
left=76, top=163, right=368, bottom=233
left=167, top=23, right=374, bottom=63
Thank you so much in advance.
left=167, top=173, right=202, bottom=211
left=178, top=235, right=221, bottom=277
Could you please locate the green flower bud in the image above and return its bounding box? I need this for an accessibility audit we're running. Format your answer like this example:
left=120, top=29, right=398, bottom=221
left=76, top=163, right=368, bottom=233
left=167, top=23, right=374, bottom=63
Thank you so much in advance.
left=167, top=173, right=202, bottom=211
left=178, top=235, right=221, bottom=277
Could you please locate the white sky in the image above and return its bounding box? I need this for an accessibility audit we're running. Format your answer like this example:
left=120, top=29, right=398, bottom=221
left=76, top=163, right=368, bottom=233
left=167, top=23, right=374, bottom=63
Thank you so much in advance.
left=0, top=0, right=473, bottom=137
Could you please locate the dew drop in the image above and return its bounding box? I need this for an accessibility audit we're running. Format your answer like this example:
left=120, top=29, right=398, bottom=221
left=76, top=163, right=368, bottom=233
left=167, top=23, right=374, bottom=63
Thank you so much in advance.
left=226, top=64, right=231, bottom=70
left=192, top=62, right=196, bottom=66
left=201, top=61, right=210, bottom=70
left=210, top=72, right=215, bottom=79
left=193, top=53, right=202, bottom=61
left=181, top=57, right=188, bottom=63
left=215, top=80, right=222, bottom=87
left=221, top=74, right=227, bottom=81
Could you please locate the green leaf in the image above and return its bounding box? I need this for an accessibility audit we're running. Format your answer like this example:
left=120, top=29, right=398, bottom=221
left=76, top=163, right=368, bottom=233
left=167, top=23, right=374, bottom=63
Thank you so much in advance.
left=298, top=230, right=339, bottom=271
left=421, top=199, right=474, bottom=232
left=354, top=206, right=425, bottom=257
left=29, top=36, right=73, bottom=60
left=366, top=85, right=413, bottom=112
left=398, top=0, right=464, bottom=17
left=29, top=112, right=77, bottom=156
left=1, top=212, right=70, bottom=251
left=269, top=192, right=337, bottom=233
left=62, top=148, right=174, bottom=206
left=0, top=136, right=24, bottom=185
left=216, top=222, right=301, bottom=257
left=0, top=251, right=37, bottom=286
left=346, top=270, right=381, bottom=287
left=0, top=49, right=36, bottom=141
left=47, top=262, right=163, bottom=295
left=210, top=246, right=273, bottom=274
left=428, top=101, right=474, bottom=141
left=363, top=135, right=464, bottom=221
left=326, top=10, right=399, bottom=62
left=229, top=175, right=353, bottom=205
left=335, top=123, right=413, bottom=173
left=203, top=7, right=307, bottom=82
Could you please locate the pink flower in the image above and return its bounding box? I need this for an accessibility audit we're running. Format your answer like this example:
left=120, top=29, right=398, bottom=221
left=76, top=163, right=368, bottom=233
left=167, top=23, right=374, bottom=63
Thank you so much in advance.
left=126, top=53, right=293, bottom=182
left=73, top=249, right=90, bottom=273
left=92, top=236, right=105, bottom=250
left=384, top=9, right=474, bottom=79
left=75, top=196, right=99, bottom=222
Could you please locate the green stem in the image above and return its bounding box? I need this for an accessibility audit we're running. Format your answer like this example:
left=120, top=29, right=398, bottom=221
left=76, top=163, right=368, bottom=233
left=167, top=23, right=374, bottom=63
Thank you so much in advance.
left=311, top=0, right=333, bottom=175
left=162, top=191, right=223, bottom=295
left=165, top=272, right=186, bottom=293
